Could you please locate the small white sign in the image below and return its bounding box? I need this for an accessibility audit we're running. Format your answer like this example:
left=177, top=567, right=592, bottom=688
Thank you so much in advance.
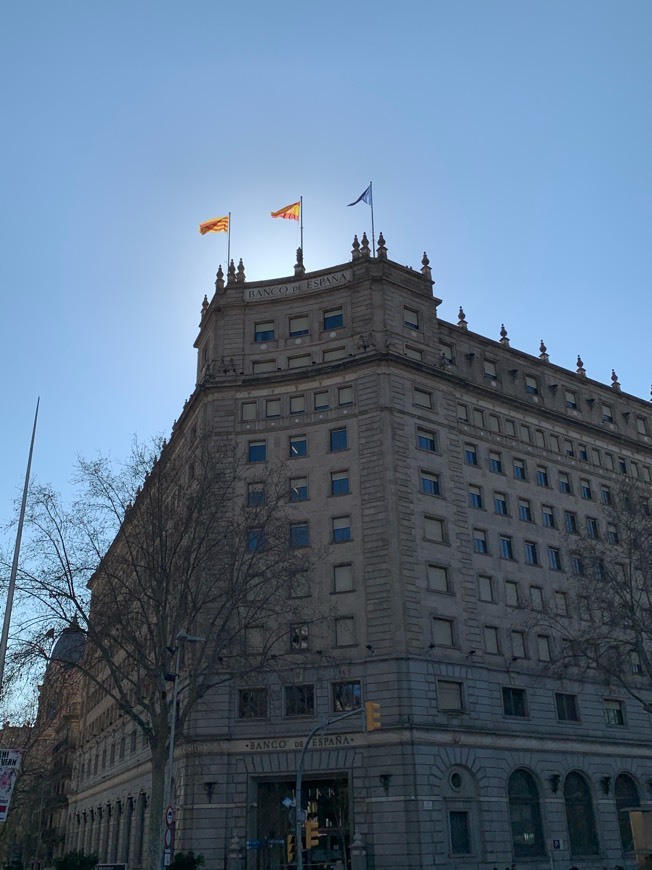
left=165, top=805, right=174, bottom=826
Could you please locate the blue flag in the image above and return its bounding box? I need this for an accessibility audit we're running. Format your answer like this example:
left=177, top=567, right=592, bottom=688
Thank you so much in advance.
left=347, top=184, right=372, bottom=207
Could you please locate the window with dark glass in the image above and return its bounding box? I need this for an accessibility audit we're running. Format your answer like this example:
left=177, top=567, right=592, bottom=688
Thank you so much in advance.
left=290, top=477, right=308, bottom=502
left=247, top=527, right=265, bottom=552
left=473, top=529, right=488, bottom=554
left=330, top=428, right=348, bottom=452
left=403, top=306, right=420, bottom=329
left=468, top=485, right=482, bottom=508
left=289, top=435, right=307, bottom=458
left=494, top=492, right=508, bottom=515
left=559, top=473, right=572, bottom=493
left=417, top=428, right=437, bottom=452
left=421, top=471, right=441, bottom=497
left=290, top=522, right=309, bottom=548
left=524, top=541, right=538, bottom=565
left=508, top=770, right=545, bottom=858
left=615, top=774, right=640, bottom=853
left=518, top=500, right=532, bottom=522
left=536, top=466, right=549, bottom=487
left=604, top=699, right=624, bottom=726
left=500, top=536, right=514, bottom=560
left=555, top=692, right=580, bottom=721
left=564, top=772, right=599, bottom=855
left=238, top=688, right=268, bottom=718
left=565, top=511, right=578, bottom=533
left=548, top=547, right=562, bottom=571
left=331, top=470, right=350, bottom=496
left=586, top=517, right=599, bottom=539
left=513, top=459, right=526, bottom=480
left=503, top=687, right=528, bottom=717
left=254, top=321, right=275, bottom=342
left=489, top=451, right=503, bottom=473
left=525, top=376, right=539, bottom=395
left=290, top=624, right=309, bottom=650
left=247, top=483, right=265, bottom=507
left=449, top=811, right=471, bottom=855
left=542, top=506, right=555, bottom=528
left=580, top=479, right=592, bottom=500
left=285, top=684, right=314, bottom=716
left=332, top=516, right=351, bottom=543
left=332, top=681, right=361, bottom=712
left=248, top=440, right=266, bottom=463
left=323, top=307, right=343, bottom=330
left=464, top=444, right=478, bottom=466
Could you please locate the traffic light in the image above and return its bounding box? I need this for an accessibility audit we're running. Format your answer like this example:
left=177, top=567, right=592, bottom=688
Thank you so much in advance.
left=305, top=818, right=319, bottom=849
left=286, top=832, right=297, bottom=862
left=365, top=700, right=381, bottom=731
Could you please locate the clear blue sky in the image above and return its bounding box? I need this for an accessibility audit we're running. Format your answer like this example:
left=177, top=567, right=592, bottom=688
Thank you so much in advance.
left=1, top=1, right=651, bottom=531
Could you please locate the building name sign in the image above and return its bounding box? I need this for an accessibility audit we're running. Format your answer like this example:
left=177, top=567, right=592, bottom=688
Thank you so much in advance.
left=244, top=269, right=352, bottom=302
left=244, top=732, right=357, bottom=752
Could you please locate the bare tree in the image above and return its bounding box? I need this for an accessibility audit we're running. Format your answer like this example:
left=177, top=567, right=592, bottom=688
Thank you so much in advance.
left=12, top=434, right=318, bottom=870
left=528, top=481, right=652, bottom=712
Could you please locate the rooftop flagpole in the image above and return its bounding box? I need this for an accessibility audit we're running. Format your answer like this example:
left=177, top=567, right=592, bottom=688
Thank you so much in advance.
left=300, top=196, right=303, bottom=257
left=0, top=398, right=39, bottom=695
left=227, top=211, right=231, bottom=269
left=369, top=181, right=375, bottom=256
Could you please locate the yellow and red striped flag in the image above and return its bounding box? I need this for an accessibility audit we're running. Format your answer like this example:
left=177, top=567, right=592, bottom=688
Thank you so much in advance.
left=199, top=215, right=229, bottom=235
left=271, top=201, right=300, bottom=221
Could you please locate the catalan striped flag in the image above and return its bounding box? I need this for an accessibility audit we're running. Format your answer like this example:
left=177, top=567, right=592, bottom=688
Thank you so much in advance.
left=199, top=215, right=229, bottom=235
left=271, top=201, right=300, bottom=221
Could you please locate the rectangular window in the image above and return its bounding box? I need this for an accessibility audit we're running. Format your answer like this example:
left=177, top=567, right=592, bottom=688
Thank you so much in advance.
left=432, top=617, right=455, bottom=647
left=502, top=687, right=527, bottom=717
left=559, top=473, right=572, bottom=494
left=604, top=699, right=625, bottom=726
left=314, top=390, right=329, bottom=411
left=427, top=564, right=450, bottom=593
left=550, top=434, right=560, bottom=453
left=521, top=424, right=531, bottom=442
left=500, top=536, right=514, bottom=560
left=289, top=435, right=307, bottom=458
left=489, top=414, right=501, bottom=433
left=331, top=470, right=350, bottom=496
left=248, top=440, right=266, bottom=463
left=505, top=581, right=520, bottom=608
left=290, top=477, right=308, bottom=502
left=457, top=403, right=468, bottom=421
left=247, top=482, right=265, bottom=507
left=330, top=428, right=348, bottom=452
left=489, top=451, right=503, bottom=473
left=285, top=684, right=314, bottom=716
left=602, top=403, right=613, bottom=423
left=290, top=522, right=309, bottom=548
left=483, top=360, right=497, bottom=380
left=472, top=408, right=485, bottom=428
left=266, top=398, right=281, bottom=418
left=241, top=401, right=256, bottom=421
left=555, top=590, right=568, bottom=615
left=478, top=574, right=494, bottom=602
left=440, top=342, right=455, bottom=365
left=247, top=527, right=265, bottom=552
left=542, top=506, right=555, bottom=528
left=333, top=563, right=353, bottom=592
left=252, top=359, right=275, bottom=373
left=565, top=511, right=578, bottom=533
left=513, top=459, right=527, bottom=480
left=536, top=466, right=549, bottom=487
left=417, top=428, right=437, bottom=452
left=468, top=485, right=482, bottom=508
left=494, top=492, right=508, bottom=515
left=580, top=479, right=592, bottom=500
left=504, top=419, right=516, bottom=437
left=518, top=500, right=532, bottom=522
left=254, top=321, right=275, bottom=342
left=564, top=438, right=574, bottom=457
left=424, top=516, right=446, bottom=542
left=403, top=306, right=420, bottom=329
left=238, top=688, right=268, bottom=719
left=290, top=395, right=305, bottom=415
left=332, top=516, right=351, bottom=543
left=449, top=811, right=471, bottom=855
left=438, top=680, right=463, bottom=711
left=335, top=616, right=356, bottom=647
left=332, top=681, right=361, bottom=712
left=608, top=524, right=619, bottom=545
left=572, top=556, right=584, bottom=576
left=421, top=471, right=441, bottom=497
left=555, top=692, right=579, bottom=721
left=288, top=353, right=311, bottom=369
left=637, top=416, right=648, bottom=435
left=605, top=452, right=615, bottom=470
left=565, top=389, right=577, bottom=409
left=586, top=517, right=599, bottom=539
left=579, top=444, right=589, bottom=461
left=247, top=625, right=265, bottom=655
left=414, top=388, right=433, bottom=408
left=323, top=346, right=346, bottom=363
left=323, top=307, right=343, bottom=330
left=548, top=547, right=562, bottom=571
left=465, top=444, right=478, bottom=466
left=525, top=375, right=539, bottom=395
left=473, top=529, right=488, bottom=554
left=405, top=346, right=422, bottom=361
left=619, top=457, right=627, bottom=474
left=289, top=314, right=310, bottom=337
left=537, top=634, right=551, bottom=661
left=484, top=625, right=500, bottom=654
left=338, top=385, right=353, bottom=406
left=524, top=542, right=538, bottom=566
left=511, top=631, right=526, bottom=658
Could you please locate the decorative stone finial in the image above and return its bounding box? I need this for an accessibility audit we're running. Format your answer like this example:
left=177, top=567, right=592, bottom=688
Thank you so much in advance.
left=236, top=258, right=246, bottom=283
left=576, top=355, right=586, bottom=377
left=499, top=324, right=510, bottom=347
left=611, top=369, right=621, bottom=391
left=421, top=252, right=432, bottom=281
left=377, top=232, right=387, bottom=259
left=351, top=234, right=361, bottom=260
left=227, top=259, right=236, bottom=286
left=360, top=232, right=370, bottom=258
left=294, top=246, right=305, bottom=278
left=201, top=295, right=209, bottom=318
left=215, top=264, right=224, bottom=292
left=539, top=340, right=549, bottom=362
left=457, top=306, right=468, bottom=330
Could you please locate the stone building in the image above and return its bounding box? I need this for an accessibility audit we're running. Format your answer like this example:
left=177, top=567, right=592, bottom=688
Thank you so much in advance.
left=66, top=234, right=652, bottom=869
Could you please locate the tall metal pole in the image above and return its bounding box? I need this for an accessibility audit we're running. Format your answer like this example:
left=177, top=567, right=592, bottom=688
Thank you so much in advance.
left=369, top=182, right=375, bottom=257
left=165, top=643, right=182, bottom=808
left=300, top=196, right=304, bottom=257
left=227, top=211, right=231, bottom=270
left=0, top=398, right=39, bottom=694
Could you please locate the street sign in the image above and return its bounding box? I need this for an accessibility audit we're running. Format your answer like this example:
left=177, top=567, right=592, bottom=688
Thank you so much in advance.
left=164, top=829, right=173, bottom=848
left=165, top=805, right=174, bottom=826
left=246, top=839, right=264, bottom=850
left=163, top=849, right=171, bottom=867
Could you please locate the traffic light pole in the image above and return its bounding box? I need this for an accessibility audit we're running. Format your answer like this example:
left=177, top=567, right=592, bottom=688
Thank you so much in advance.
left=294, top=706, right=369, bottom=870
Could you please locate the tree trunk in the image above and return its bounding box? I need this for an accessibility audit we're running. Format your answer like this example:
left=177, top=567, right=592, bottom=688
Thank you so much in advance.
left=147, top=742, right=168, bottom=870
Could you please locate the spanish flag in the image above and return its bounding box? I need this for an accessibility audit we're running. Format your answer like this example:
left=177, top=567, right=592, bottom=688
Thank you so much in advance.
left=199, top=216, right=229, bottom=235
left=271, top=201, right=300, bottom=221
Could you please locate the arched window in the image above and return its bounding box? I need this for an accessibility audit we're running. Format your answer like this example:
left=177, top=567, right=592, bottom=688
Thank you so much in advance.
left=508, top=769, right=545, bottom=857
left=615, top=773, right=640, bottom=853
left=564, top=772, right=599, bottom=855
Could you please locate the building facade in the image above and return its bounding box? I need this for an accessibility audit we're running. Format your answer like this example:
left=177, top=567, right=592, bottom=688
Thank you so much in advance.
left=66, top=235, right=652, bottom=869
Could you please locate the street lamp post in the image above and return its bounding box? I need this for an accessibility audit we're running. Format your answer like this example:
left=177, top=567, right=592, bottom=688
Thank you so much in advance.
left=163, top=630, right=205, bottom=867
